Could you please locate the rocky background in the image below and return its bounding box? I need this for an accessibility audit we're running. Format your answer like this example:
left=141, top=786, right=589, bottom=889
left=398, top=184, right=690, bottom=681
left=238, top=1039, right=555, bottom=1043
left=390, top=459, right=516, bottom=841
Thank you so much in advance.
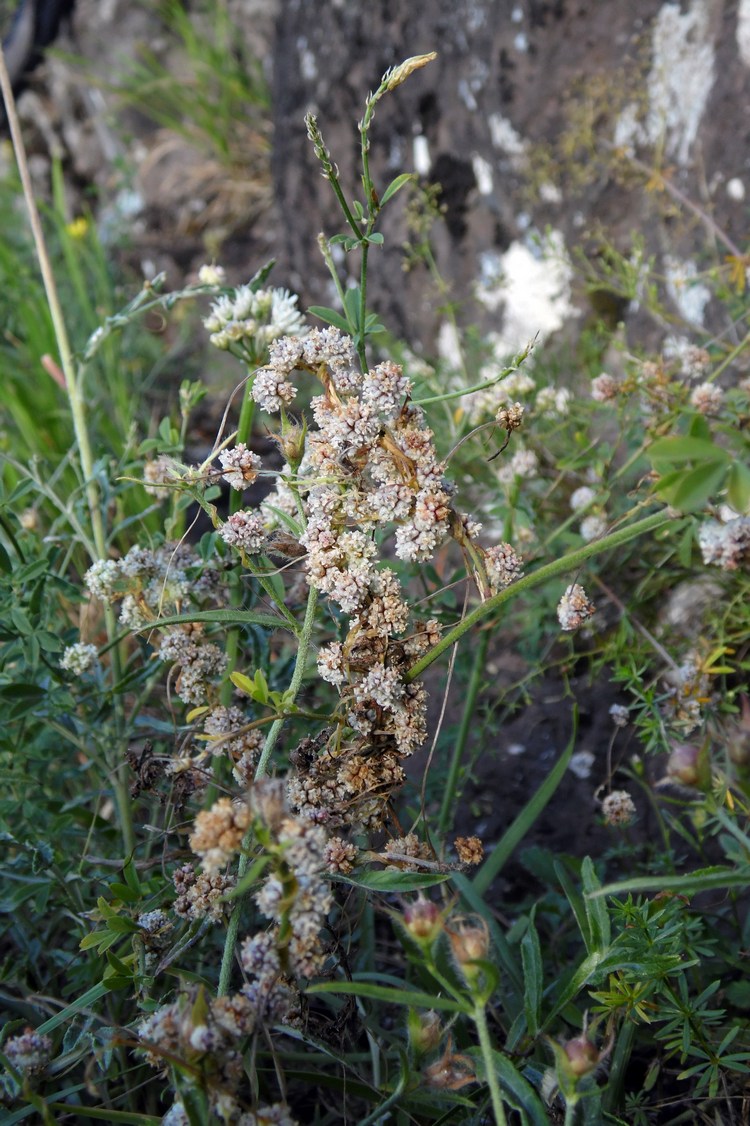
left=9, top=0, right=750, bottom=364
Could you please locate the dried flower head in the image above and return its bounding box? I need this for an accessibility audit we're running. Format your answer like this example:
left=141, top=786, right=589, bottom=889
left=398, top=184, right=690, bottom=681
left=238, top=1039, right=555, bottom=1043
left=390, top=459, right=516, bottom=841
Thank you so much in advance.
left=495, top=401, right=524, bottom=431
left=189, top=797, right=251, bottom=872
left=601, top=790, right=636, bottom=826
left=454, top=836, right=484, bottom=864
left=557, top=584, right=596, bottom=630
left=3, top=1029, right=53, bottom=1074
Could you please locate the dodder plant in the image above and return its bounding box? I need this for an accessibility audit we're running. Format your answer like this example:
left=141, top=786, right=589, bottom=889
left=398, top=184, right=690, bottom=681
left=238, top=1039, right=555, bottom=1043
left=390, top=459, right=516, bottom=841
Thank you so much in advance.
left=7, top=46, right=749, bottom=1126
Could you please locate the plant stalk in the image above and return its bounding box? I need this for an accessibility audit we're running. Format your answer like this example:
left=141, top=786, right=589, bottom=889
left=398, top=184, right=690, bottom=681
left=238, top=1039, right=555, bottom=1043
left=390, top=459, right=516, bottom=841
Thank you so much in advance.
left=217, top=584, right=319, bottom=995
left=406, top=509, right=671, bottom=683
left=473, top=1002, right=507, bottom=1126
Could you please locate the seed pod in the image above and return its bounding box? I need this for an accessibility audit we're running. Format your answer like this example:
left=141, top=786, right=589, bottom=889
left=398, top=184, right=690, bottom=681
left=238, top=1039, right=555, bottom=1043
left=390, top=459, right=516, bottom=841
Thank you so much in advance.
left=666, top=742, right=702, bottom=786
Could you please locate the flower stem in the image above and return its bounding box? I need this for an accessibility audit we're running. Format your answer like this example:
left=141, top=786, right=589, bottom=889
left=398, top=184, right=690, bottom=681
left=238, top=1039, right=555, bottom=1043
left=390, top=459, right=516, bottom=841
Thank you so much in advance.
left=473, top=1002, right=507, bottom=1126
left=217, top=583, right=318, bottom=995
left=438, top=627, right=490, bottom=835
left=406, top=508, right=672, bottom=683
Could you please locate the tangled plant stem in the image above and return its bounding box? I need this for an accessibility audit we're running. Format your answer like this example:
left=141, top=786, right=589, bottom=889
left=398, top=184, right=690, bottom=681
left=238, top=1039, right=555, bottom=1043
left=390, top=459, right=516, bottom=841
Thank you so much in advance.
left=217, top=583, right=319, bottom=996
left=406, top=508, right=672, bottom=682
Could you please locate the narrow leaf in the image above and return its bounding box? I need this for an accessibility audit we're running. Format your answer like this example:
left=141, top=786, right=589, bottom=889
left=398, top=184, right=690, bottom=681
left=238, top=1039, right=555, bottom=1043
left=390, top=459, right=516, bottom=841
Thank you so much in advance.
left=521, top=917, right=543, bottom=1036
left=380, top=172, right=414, bottom=206
left=306, top=980, right=468, bottom=1013
left=333, top=869, right=451, bottom=892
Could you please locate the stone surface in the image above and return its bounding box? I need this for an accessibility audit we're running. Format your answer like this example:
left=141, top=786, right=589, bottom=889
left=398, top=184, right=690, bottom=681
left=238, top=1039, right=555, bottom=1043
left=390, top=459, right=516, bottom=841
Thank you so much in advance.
left=272, top=0, right=750, bottom=361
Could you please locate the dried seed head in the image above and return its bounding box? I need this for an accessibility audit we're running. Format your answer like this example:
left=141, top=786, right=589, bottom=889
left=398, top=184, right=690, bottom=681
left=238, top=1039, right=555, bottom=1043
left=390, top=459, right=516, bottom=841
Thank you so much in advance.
left=408, top=1009, right=442, bottom=1056
left=454, top=836, right=484, bottom=865
left=666, top=742, right=702, bottom=786
left=563, top=1034, right=600, bottom=1077
left=402, top=895, right=443, bottom=945
left=385, top=53, right=437, bottom=91
left=445, top=915, right=490, bottom=978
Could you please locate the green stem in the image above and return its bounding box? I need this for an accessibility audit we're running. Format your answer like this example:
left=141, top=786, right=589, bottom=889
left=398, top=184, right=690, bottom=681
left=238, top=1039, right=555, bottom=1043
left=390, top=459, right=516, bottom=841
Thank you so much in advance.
left=415, top=343, right=533, bottom=406
left=473, top=1002, right=507, bottom=1126
left=438, top=628, right=490, bottom=835
left=406, top=509, right=672, bottom=683
left=222, top=366, right=258, bottom=707
left=217, top=584, right=319, bottom=995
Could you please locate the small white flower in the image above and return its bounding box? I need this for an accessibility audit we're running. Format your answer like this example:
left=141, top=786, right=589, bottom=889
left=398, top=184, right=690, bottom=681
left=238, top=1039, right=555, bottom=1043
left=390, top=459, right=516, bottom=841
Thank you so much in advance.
left=61, top=642, right=99, bottom=674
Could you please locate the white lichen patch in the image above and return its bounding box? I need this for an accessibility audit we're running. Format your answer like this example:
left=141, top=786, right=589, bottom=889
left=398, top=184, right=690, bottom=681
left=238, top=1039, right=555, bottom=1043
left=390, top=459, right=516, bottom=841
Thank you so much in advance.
left=474, top=229, right=578, bottom=357
left=412, top=135, right=431, bottom=177
left=664, top=255, right=711, bottom=326
left=646, top=2, right=716, bottom=166
left=738, top=0, right=750, bottom=66
left=472, top=154, right=494, bottom=195
left=487, top=113, right=527, bottom=168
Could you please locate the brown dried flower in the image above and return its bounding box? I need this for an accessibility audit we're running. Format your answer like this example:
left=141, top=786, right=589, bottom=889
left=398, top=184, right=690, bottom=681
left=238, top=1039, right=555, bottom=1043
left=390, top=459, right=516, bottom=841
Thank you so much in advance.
left=454, top=836, right=484, bottom=865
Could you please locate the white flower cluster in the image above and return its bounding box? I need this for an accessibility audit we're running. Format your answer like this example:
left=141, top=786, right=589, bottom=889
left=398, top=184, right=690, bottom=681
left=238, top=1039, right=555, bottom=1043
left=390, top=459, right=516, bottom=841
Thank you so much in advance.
left=60, top=641, right=98, bottom=674
left=591, top=372, right=620, bottom=402
left=496, top=445, right=539, bottom=485
left=158, top=626, right=228, bottom=706
left=218, top=509, right=267, bottom=554
left=139, top=988, right=299, bottom=1123
left=569, top=485, right=608, bottom=541
left=535, top=385, right=571, bottom=416
left=218, top=442, right=261, bottom=491
left=248, top=779, right=333, bottom=979
left=85, top=542, right=213, bottom=631
left=662, top=651, right=712, bottom=734
left=245, top=328, right=523, bottom=828
left=698, top=517, right=750, bottom=571
left=204, top=285, right=306, bottom=351
left=690, top=382, right=723, bottom=416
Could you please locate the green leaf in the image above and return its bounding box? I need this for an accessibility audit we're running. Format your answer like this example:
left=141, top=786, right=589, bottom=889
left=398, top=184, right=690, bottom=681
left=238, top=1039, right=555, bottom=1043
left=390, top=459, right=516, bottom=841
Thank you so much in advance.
left=541, top=951, right=606, bottom=1030
left=582, top=857, right=610, bottom=952
left=727, top=461, right=750, bottom=514
left=306, top=980, right=468, bottom=1014
left=343, top=287, right=361, bottom=331
left=590, top=865, right=750, bottom=898
left=333, top=869, right=451, bottom=892
left=467, top=1048, right=549, bottom=1125
left=555, top=859, right=592, bottom=952
left=687, top=412, right=712, bottom=440
left=521, top=917, right=543, bottom=1036
left=79, top=930, right=105, bottom=951
left=648, top=436, right=732, bottom=465
left=139, top=608, right=296, bottom=634
left=657, top=461, right=728, bottom=510
left=106, top=915, right=140, bottom=934
left=380, top=172, right=414, bottom=207
left=307, top=305, right=350, bottom=333
left=109, top=882, right=140, bottom=903
left=365, top=232, right=384, bottom=245
left=36, top=982, right=113, bottom=1035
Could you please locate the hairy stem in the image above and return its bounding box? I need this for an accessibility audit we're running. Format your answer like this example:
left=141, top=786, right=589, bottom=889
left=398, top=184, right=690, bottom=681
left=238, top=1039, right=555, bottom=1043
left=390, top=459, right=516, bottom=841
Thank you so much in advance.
left=473, top=1002, right=508, bottom=1126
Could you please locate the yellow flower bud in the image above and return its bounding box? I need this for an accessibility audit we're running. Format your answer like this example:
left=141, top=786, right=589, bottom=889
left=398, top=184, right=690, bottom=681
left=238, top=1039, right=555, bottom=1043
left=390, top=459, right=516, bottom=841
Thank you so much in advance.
left=385, top=53, right=437, bottom=91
